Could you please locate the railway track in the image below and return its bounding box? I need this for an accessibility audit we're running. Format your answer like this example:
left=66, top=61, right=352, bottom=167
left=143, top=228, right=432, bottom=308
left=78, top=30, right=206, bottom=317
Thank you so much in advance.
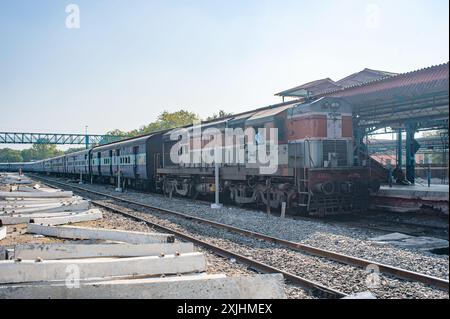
left=31, top=175, right=449, bottom=293
left=31, top=175, right=346, bottom=299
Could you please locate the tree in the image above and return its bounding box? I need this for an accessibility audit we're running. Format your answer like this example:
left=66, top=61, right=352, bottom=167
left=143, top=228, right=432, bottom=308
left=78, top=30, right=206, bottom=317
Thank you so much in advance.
left=107, top=129, right=131, bottom=137
left=107, top=110, right=201, bottom=138
left=19, top=142, right=64, bottom=162
left=31, top=143, right=63, bottom=159
left=140, top=110, right=200, bottom=134
left=0, top=148, right=23, bottom=162
left=206, top=110, right=233, bottom=121
left=106, top=109, right=231, bottom=139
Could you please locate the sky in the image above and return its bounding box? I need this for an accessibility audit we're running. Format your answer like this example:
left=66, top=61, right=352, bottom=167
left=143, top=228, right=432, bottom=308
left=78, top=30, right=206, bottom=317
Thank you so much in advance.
left=0, top=0, right=449, bottom=149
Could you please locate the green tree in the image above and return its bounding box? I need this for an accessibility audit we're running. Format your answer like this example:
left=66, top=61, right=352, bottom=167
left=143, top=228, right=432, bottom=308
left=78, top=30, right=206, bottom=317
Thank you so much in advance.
left=0, top=148, right=23, bottom=162
left=106, top=129, right=131, bottom=137
left=32, top=143, right=63, bottom=159
left=206, top=110, right=233, bottom=121
left=106, top=109, right=231, bottom=140
left=20, top=148, right=36, bottom=162
left=19, top=142, right=64, bottom=162
left=107, top=110, right=201, bottom=138
left=140, top=110, right=200, bottom=134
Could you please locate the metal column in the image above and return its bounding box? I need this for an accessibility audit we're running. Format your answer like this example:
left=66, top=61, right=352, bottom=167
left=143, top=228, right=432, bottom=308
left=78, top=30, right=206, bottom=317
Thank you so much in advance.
left=396, top=129, right=402, bottom=168
left=353, top=127, right=365, bottom=166
left=405, top=123, right=416, bottom=184
left=211, top=147, right=222, bottom=209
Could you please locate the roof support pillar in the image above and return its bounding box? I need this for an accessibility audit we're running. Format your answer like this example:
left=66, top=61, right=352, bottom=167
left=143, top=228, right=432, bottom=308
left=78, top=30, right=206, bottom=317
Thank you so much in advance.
left=396, top=128, right=402, bottom=168
left=353, top=127, right=365, bottom=166
left=405, top=123, right=417, bottom=184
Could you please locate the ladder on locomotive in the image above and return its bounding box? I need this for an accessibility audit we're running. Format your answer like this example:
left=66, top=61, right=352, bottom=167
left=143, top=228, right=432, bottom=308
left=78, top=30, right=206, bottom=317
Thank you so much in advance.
left=296, top=140, right=312, bottom=210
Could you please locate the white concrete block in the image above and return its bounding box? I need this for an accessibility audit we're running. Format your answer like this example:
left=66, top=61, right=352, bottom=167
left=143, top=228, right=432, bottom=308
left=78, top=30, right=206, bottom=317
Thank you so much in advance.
left=0, top=226, right=6, bottom=240
left=0, top=200, right=75, bottom=208
left=27, top=223, right=175, bottom=244
left=1, top=199, right=78, bottom=209
left=0, top=211, right=88, bottom=225
left=15, top=242, right=195, bottom=259
left=30, top=209, right=103, bottom=226
left=1, top=201, right=90, bottom=215
left=0, top=273, right=286, bottom=299
left=0, top=191, right=73, bottom=199
left=0, top=252, right=206, bottom=284
left=342, top=291, right=377, bottom=299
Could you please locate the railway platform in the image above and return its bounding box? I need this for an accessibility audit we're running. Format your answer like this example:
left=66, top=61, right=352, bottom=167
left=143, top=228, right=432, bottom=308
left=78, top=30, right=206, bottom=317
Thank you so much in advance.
left=371, top=184, right=449, bottom=214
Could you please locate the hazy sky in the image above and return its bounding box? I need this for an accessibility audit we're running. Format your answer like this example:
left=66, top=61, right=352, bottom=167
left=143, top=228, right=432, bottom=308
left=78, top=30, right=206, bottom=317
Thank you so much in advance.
left=1, top=0, right=449, bottom=146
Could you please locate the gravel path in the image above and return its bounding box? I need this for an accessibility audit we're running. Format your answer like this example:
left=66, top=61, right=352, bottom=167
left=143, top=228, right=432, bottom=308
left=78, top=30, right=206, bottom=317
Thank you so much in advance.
left=59, top=179, right=449, bottom=281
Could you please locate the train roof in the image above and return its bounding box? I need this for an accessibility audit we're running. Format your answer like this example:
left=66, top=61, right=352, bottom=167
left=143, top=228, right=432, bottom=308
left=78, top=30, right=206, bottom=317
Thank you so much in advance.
left=65, top=149, right=90, bottom=157
left=92, top=133, right=161, bottom=152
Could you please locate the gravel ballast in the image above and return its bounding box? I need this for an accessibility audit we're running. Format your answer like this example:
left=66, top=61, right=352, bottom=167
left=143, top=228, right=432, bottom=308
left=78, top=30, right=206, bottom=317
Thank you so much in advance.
left=31, top=176, right=449, bottom=299
left=61, top=179, right=449, bottom=281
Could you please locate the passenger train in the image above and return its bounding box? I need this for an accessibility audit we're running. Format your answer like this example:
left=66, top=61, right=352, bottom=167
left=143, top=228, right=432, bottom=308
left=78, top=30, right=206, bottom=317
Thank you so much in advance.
left=0, top=97, right=382, bottom=216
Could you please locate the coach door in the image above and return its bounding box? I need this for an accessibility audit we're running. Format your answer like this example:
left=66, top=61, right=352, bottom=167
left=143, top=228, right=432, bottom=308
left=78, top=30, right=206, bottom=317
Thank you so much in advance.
left=97, top=153, right=101, bottom=176
left=133, top=146, right=139, bottom=178
left=115, top=149, right=120, bottom=175
left=109, top=150, right=113, bottom=175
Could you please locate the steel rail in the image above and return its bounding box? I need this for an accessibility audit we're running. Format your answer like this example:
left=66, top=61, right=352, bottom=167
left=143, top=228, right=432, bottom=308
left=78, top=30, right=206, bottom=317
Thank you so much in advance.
left=31, top=175, right=449, bottom=291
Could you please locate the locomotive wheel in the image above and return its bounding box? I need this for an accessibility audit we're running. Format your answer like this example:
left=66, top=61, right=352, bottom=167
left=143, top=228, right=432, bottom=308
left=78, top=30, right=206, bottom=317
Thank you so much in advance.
left=162, top=180, right=172, bottom=197
left=190, top=188, right=199, bottom=199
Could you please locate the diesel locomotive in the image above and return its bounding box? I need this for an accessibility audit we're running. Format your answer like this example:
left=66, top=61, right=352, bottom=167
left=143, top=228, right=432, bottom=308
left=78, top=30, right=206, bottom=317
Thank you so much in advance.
left=1, top=97, right=381, bottom=216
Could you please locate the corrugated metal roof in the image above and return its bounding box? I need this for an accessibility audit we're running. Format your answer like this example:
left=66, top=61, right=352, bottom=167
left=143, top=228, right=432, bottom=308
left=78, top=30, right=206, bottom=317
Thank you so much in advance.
left=275, top=68, right=398, bottom=98
left=336, top=68, right=398, bottom=88
left=322, top=62, right=449, bottom=104
left=246, top=102, right=297, bottom=124
left=275, top=78, right=341, bottom=97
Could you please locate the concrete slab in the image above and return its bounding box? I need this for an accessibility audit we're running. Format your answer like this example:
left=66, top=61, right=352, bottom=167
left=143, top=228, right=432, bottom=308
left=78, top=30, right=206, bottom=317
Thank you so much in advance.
left=369, top=232, right=412, bottom=241
left=0, top=191, right=73, bottom=199
left=0, top=273, right=286, bottom=299
left=0, top=211, right=89, bottom=225
left=0, top=226, right=6, bottom=240
left=27, top=223, right=175, bottom=244
left=30, top=209, right=103, bottom=226
left=1, top=201, right=90, bottom=215
left=1, top=198, right=78, bottom=207
left=0, top=252, right=206, bottom=284
left=342, top=291, right=377, bottom=299
left=0, top=199, right=78, bottom=206
left=373, top=184, right=449, bottom=214
left=370, top=232, right=449, bottom=250
left=0, top=201, right=81, bottom=212
left=379, top=184, right=449, bottom=199
left=14, top=242, right=195, bottom=259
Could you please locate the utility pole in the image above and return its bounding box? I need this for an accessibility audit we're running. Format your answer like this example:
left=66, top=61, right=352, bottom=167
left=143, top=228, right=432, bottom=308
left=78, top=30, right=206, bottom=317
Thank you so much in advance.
left=211, top=146, right=222, bottom=209
left=85, top=125, right=89, bottom=149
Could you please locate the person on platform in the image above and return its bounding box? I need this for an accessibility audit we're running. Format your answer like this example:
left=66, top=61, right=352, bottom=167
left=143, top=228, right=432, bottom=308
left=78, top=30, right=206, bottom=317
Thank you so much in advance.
left=392, top=165, right=409, bottom=185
